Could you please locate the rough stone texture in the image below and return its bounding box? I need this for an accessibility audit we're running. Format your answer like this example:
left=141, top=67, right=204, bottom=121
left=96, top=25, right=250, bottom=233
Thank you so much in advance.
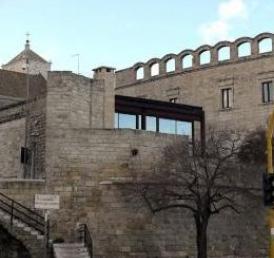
left=116, top=32, right=274, bottom=132
left=0, top=33, right=272, bottom=257
left=2, top=41, right=51, bottom=79
left=0, top=97, right=47, bottom=179
left=0, top=118, right=25, bottom=179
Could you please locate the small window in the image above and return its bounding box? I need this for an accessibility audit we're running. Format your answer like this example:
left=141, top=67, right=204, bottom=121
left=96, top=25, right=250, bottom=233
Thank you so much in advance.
left=262, top=81, right=273, bottom=103
left=218, top=46, right=230, bottom=61
left=199, top=51, right=211, bottom=65
left=166, top=58, right=175, bottom=72
left=169, top=97, right=178, bottom=103
left=221, top=88, right=233, bottom=109
left=150, top=63, right=159, bottom=76
left=136, top=67, right=144, bottom=80
left=182, top=55, right=193, bottom=69
left=259, top=38, right=272, bottom=54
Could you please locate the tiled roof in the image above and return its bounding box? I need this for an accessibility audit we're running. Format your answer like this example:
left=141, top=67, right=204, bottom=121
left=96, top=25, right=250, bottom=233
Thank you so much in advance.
left=0, top=69, right=47, bottom=99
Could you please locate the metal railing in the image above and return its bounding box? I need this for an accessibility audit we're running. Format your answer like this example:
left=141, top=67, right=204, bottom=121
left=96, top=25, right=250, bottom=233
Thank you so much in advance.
left=0, top=192, right=45, bottom=234
left=78, top=224, right=93, bottom=258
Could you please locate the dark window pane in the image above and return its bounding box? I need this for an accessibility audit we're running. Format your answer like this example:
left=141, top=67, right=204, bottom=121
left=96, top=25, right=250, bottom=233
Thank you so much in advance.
left=146, top=116, right=157, bottom=132
left=159, top=118, right=176, bottom=134
left=118, top=113, right=137, bottom=129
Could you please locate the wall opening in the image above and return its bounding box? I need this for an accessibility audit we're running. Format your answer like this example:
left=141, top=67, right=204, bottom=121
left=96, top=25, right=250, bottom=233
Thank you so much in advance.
left=182, top=55, right=193, bottom=69
left=237, top=42, right=251, bottom=57
left=259, top=38, right=273, bottom=53
left=218, top=46, right=230, bottom=61
left=166, top=58, right=175, bottom=72
left=150, top=63, right=159, bottom=77
left=199, top=50, right=211, bottom=65
left=136, top=67, right=144, bottom=80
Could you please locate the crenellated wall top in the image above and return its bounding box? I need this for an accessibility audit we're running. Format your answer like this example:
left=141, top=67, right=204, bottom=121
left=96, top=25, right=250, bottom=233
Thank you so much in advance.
left=116, top=32, right=274, bottom=85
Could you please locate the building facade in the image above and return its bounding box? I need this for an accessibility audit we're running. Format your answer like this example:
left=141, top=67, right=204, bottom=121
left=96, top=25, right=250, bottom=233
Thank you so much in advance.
left=116, top=32, right=274, bottom=133
left=0, top=34, right=271, bottom=257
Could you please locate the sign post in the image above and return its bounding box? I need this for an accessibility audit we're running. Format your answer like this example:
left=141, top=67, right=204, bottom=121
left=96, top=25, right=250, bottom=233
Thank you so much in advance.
left=35, top=194, right=60, bottom=258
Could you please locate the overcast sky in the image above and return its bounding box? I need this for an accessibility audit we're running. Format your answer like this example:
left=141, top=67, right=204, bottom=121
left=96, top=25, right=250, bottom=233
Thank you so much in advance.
left=0, top=0, right=273, bottom=76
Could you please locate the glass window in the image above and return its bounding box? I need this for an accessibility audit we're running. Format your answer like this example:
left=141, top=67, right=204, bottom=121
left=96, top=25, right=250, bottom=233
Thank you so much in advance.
left=117, top=113, right=137, bottom=129
left=221, top=88, right=233, bottom=109
left=176, top=121, right=192, bottom=137
left=262, top=81, right=273, bottom=103
left=146, top=116, right=157, bottom=132
left=159, top=118, right=176, bottom=134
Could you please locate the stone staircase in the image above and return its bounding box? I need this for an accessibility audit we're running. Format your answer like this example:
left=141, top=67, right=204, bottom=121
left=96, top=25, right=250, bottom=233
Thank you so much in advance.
left=0, top=192, right=46, bottom=258
left=0, top=209, right=44, bottom=241
left=53, top=243, right=90, bottom=258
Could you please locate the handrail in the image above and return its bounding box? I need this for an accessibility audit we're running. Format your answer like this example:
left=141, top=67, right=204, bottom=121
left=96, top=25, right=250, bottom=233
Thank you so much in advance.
left=78, top=224, right=93, bottom=258
left=0, top=192, right=43, bottom=219
left=0, top=192, right=45, bottom=234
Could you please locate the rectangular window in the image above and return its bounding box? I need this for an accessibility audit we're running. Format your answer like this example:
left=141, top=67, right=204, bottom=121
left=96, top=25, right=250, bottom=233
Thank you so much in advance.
left=146, top=116, right=157, bottom=132
left=159, top=118, right=176, bottom=134
left=115, top=113, right=138, bottom=129
left=221, top=88, right=233, bottom=109
left=262, top=81, right=273, bottom=103
left=176, top=121, right=192, bottom=138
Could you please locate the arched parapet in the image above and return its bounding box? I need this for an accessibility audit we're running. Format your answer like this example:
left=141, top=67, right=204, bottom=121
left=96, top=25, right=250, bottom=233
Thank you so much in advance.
left=213, top=41, right=234, bottom=62
left=254, top=32, right=274, bottom=55
left=178, top=49, right=195, bottom=70
left=144, top=58, right=161, bottom=79
left=132, top=62, right=145, bottom=81
left=234, top=37, right=253, bottom=58
left=195, top=45, right=212, bottom=67
left=161, top=53, right=177, bottom=73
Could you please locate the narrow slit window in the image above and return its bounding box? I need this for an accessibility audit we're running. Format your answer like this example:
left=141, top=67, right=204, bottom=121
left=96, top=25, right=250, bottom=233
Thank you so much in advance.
left=262, top=81, right=273, bottom=103
left=221, top=88, right=233, bottom=109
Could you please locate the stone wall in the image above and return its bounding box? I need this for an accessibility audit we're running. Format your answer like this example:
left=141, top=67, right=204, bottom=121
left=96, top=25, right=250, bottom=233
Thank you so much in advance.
left=3, top=59, right=51, bottom=79
left=116, top=33, right=274, bottom=132
left=0, top=118, right=25, bottom=179
left=0, top=97, right=47, bottom=179
left=41, top=127, right=266, bottom=258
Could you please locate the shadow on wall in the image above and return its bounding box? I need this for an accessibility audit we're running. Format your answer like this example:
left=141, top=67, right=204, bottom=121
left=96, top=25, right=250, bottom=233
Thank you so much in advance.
left=0, top=225, right=31, bottom=258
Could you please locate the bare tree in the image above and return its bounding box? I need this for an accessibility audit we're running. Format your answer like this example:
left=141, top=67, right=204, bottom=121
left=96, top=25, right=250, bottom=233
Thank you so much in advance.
left=130, top=131, right=254, bottom=258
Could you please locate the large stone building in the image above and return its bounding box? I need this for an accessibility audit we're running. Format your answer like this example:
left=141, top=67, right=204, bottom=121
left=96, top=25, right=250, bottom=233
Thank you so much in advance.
left=0, top=33, right=272, bottom=258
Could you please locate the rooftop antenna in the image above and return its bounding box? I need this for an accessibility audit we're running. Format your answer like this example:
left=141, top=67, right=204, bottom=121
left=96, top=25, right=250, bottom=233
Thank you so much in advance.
left=72, top=53, right=80, bottom=75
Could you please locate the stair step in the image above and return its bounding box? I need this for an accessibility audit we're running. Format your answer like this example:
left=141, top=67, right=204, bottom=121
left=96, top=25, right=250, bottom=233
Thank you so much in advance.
left=53, top=243, right=90, bottom=258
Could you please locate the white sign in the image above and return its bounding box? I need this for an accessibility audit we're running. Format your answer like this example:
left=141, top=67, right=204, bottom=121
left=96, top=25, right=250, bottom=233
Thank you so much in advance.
left=35, top=194, right=60, bottom=210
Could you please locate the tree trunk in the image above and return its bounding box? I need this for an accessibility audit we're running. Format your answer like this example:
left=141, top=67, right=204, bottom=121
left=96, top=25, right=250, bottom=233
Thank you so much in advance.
left=195, top=214, right=209, bottom=258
